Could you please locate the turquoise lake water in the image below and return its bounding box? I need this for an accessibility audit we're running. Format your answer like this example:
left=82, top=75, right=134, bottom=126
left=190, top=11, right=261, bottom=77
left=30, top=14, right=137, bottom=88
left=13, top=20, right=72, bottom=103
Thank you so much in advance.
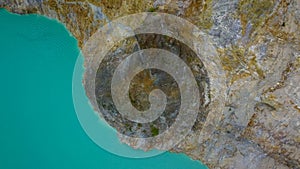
left=0, top=8, right=207, bottom=169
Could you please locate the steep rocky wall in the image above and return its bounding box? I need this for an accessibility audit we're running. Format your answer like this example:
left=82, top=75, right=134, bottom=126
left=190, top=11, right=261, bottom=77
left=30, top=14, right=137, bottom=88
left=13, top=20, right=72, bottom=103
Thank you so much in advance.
left=1, top=0, right=299, bottom=168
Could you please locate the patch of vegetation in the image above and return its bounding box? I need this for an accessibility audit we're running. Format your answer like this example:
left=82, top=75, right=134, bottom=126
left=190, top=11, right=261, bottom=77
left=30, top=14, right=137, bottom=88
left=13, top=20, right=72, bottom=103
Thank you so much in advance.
left=238, top=0, right=275, bottom=35
left=148, top=7, right=158, bottom=12
left=151, top=125, right=159, bottom=136
left=184, top=0, right=214, bottom=29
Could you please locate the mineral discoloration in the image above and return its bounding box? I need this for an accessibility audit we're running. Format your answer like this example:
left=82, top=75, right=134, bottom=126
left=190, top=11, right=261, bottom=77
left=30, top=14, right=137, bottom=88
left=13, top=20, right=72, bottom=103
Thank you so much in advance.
left=1, top=0, right=299, bottom=168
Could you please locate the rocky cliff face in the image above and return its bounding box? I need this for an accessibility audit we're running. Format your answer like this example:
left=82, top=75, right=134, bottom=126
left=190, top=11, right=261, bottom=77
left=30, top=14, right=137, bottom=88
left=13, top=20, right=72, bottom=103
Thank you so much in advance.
left=1, top=0, right=299, bottom=168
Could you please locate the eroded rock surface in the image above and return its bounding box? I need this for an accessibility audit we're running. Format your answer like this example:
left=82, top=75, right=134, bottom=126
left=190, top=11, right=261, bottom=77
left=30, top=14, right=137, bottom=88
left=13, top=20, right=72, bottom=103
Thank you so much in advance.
left=1, top=0, right=299, bottom=168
